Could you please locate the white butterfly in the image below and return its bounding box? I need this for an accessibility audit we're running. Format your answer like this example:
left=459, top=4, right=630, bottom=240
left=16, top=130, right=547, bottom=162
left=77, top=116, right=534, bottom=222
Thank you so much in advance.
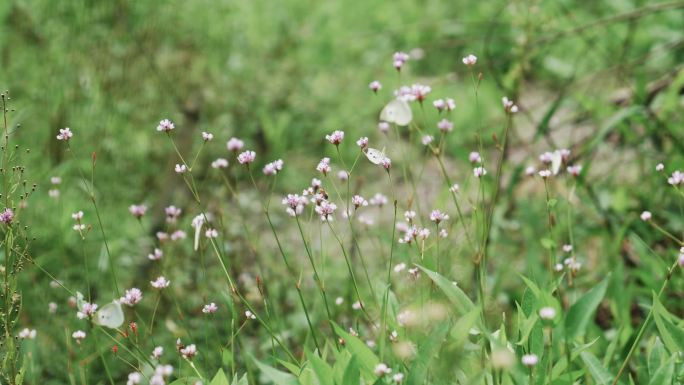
left=380, top=99, right=412, bottom=126
left=364, top=147, right=389, bottom=165
left=551, top=150, right=562, bottom=175
left=76, top=291, right=124, bottom=329
left=94, top=301, right=124, bottom=329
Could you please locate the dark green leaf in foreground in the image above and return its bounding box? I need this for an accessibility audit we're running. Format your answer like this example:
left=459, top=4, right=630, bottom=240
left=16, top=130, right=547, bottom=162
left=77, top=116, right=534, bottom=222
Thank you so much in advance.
left=564, top=276, right=609, bottom=339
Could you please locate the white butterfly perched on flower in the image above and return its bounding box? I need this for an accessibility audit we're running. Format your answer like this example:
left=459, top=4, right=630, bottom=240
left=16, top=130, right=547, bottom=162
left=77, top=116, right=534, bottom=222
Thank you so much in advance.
left=380, top=99, right=412, bottom=126
left=76, top=291, right=124, bottom=329
left=364, top=147, right=389, bottom=165
left=93, top=301, right=124, bottom=329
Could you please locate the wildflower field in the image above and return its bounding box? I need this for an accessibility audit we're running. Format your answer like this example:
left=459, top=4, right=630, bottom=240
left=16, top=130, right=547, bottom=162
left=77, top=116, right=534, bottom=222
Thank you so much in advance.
left=1, top=1, right=684, bottom=384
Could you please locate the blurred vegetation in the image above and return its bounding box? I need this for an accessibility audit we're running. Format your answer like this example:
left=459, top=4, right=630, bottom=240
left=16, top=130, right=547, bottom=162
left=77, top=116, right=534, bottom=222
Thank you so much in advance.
left=0, top=0, right=683, bottom=383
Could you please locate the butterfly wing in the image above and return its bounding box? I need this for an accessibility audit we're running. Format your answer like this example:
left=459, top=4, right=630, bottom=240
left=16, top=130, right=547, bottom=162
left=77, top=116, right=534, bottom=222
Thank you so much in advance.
left=380, top=99, right=412, bottom=126
left=94, top=302, right=124, bottom=329
left=551, top=150, right=562, bottom=175
left=365, top=148, right=387, bottom=165
left=76, top=291, right=85, bottom=312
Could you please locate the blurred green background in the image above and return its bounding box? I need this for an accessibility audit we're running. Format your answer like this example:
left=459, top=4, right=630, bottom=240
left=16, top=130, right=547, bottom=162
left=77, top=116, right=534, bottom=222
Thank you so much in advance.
left=1, top=0, right=683, bottom=382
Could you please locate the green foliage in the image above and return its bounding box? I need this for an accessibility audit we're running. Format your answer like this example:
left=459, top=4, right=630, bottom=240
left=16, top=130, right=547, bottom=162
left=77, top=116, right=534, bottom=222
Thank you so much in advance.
left=564, top=276, right=609, bottom=340
left=2, top=0, right=684, bottom=384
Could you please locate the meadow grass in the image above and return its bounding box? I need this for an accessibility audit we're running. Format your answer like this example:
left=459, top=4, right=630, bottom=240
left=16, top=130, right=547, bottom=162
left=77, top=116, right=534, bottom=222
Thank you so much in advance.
left=1, top=1, right=684, bottom=384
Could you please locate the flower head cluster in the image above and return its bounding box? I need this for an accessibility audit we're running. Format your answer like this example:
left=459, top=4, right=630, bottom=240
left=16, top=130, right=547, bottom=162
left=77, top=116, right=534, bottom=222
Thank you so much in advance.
left=567, top=164, right=582, bottom=177
left=325, top=130, right=345, bottom=145
left=282, top=194, right=308, bottom=217
left=201, top=131, right=213, bottom=141
left=469, top=152, right=481, bottom=164
left=370, top=193, right=388, bottom=206
left=179, top=344, right=197, bottom=359
left=174, top=164, right=187, bottom=174
left=127, top=372, right=142, bottom=385
left=369, top=80, right=382, bottom=93
left=473, top=167, right=487, bottom=178
left=72, top=210, right=86, bottom=231
left=202, top=302, right=218, bottom=314
left=462, top=54, right=477, bottom=66
left=429, top=210, right=449, bottom=224
left=352, top=195, right=368, bottom=209
left=393, top=52, right=410, bottom=71
left=72, top=330, right=86, bottom=343
left=357, top=137, right=369, bottom=149
left=77, top=302, right=98, bottom=319
left=57, top=127, right=73, bottom=141
left=381, top=156, right=392, bottom=170
left=399, top=225, right=431, bottom=244
left=151, top=276, right=170, bottom=289
left=227, top=137, right=244, bottom=152
left=502, top=97, right=518, bottom=113
left=129, top=204, right=147, bottom=219
left=211, top=158, right=228, bottom=169
left=149, top=365, right=174, bottom=385
left=151, top=346, right=164, bottom=359
left=521, top=354, right=538, bottom=367
left=120, top=288, right=143, bottom=307
left=156, top=119, right=175, bottom=133
left=374, top=363, right=392, bottom=376
left=0, top=208, right=14, bottom=225
left=263, top=159, right=284, bottom=175
left=437, top=119, right=453, bottom=133
left=316, top=157, right=332, bottom=175
left=148, top=248, right=163, bottom=261
left=433, top=98, right=456, bottom=112
left=18, top=328, right=37, bottom=339
left=165, top=205, right=182, bottom=223
left=49, top=177, right=61, bottom=198
left=411, top=84, right=431, bottom=103
left=668, top=170, right=683, bottom=186
left=315, top=200, right=337, bottom=221
left=539, top=307, right=556, bottom=320
left=237, top=150, right=256, bottom=165
left=171, top=230, right=186, bottom=241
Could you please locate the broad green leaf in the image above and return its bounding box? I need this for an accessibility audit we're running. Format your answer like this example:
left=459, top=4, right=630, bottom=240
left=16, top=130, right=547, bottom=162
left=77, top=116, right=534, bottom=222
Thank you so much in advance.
left=540, top=238, right=556, bottom=250
left=647, top=354, right=675, bottom=385
left=580, top=351, right=613, bottom=385
left=565, top=276, right=609, bottom=339
left=333, top=350, right=352, bottom=385
left=550, top=338, right=599, bottom=379
left=210, top=369, right=230, bottom=385
left=450, top=308, right=479, bottom=347
left=518, top=275, right=542, bottom=299
left=407, top=321, right=449, bottom=385
left=298, top=368, right=317, bottom=385
left=307, top=351, right=334, bottom=385
left=516, top=312, right=539, bottom=347
left=279, top=360, right=303, bottom=376
left=332, top=324, right=379, bottom=378
left=252, top=357, right=300, bottom=385
left=647, top=337, right=665, bottom=377
left=231, top=374, right=248, bottom=385
left=416, top=265, right=474, bottom=315
left=652, top=294, right=684, bottom=354
left=169, top=378, right=202, bottom=385
left=341, top=356, right=360, bottom=385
